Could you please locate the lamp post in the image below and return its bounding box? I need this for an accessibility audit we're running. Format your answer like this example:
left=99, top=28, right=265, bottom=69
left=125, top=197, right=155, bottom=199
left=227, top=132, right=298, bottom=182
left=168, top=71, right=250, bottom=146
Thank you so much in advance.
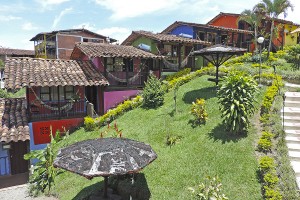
left=257, top=36, right=264, bottom=86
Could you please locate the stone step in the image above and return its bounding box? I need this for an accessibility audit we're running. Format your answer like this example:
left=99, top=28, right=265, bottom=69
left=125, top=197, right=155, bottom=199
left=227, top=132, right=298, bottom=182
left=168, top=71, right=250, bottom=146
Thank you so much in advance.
left=286, top=136, right=300, bottom=144
left=297, top=177, right=300, bottom=189
left=285, top=101, right=300, bottom=108
left=291, top=161, right=300, bottom=175
left=285, top=130, right=300, bottom=137
left=282, top=116, right=300, bottom=123
left=287, top=143, right=300, bottom=151
left=284, top=122, right=300, bottom=130
left=281, top=107, right=300, bottom=117
left=288, top=150, right=300, bottom=161
left=285, top=92, right=300, bottom=98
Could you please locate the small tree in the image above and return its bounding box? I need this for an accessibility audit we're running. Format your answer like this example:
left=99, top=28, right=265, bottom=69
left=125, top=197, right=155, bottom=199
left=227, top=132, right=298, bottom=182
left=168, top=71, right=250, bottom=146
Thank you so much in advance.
left=190, top=98, right=208, bottom=126
left=218, top=72, right=258, bottom=134
left=142, top=73, right=165, bottom=108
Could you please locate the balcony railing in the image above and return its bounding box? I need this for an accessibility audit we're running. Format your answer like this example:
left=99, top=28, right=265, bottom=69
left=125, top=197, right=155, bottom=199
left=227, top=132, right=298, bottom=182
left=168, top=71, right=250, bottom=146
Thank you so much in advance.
left=0, top=156, right=9, bottom=176
left=105, top=71, right=148, bottom=87
left=29, top=100, right=86, bottom=122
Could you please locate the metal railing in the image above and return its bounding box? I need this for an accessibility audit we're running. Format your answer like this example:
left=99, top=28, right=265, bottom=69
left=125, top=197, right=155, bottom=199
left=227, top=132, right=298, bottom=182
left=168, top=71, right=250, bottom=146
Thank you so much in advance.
left=0, top=156, right=9, bottom=175
left=29, top=100, right=86, bottom=121
left=106, top=71, right=148, bottom=87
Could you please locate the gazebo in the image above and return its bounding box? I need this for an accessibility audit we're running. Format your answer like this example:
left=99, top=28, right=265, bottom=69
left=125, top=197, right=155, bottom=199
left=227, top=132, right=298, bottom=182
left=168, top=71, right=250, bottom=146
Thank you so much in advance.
left=192, top=44, right=247, bottom=85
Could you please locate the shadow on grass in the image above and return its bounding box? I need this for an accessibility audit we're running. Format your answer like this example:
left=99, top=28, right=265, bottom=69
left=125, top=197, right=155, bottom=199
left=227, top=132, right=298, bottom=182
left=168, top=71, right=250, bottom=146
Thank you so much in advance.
left=183, top=86, right=218, bottom=104
left=208, top=123, right=248, bottom=144
left=72, top=173, right=151, bottom=200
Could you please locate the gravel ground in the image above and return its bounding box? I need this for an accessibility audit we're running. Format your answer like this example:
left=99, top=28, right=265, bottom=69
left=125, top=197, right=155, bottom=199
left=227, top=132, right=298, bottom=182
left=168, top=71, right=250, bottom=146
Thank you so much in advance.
left=0, top=184, right=58, bottom=200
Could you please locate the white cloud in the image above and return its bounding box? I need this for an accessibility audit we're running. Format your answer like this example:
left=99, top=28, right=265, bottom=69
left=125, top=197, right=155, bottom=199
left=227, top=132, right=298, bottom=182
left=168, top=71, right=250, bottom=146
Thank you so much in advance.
left=96, top=27, right=131, bottom=43
left=0, top=15, right=21, bottom=22
left=52, top=7, right=73, bottom=28
left=22, top=22, right=38, bottom=31
left=73, top=23, right=96, bottom=31
left=94, top=0, right=184, bottom=20
left=35, top=0, right=70, bottom=7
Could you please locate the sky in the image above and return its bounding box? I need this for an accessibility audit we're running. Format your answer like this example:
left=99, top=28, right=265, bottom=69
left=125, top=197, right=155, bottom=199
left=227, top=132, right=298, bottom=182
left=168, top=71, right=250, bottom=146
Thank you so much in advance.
left=0, top=0, right=299, bottom=50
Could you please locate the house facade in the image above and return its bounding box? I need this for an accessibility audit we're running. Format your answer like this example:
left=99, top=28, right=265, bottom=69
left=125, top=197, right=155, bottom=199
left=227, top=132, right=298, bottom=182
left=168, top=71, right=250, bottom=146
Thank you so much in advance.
left=161, top=21, right=254, bottom=51
left=30, top=29, right=116, bottom=60
left=207, top=12, right=300, bottom=51
left=71, top=42, right=162, bottom=112
left=121, top=30, right=210, bottom=72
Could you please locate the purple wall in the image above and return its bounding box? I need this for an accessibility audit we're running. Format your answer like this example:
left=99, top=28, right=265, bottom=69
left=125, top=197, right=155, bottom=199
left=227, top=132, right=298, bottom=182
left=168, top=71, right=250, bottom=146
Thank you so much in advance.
left=104, top=90, right=140, bottom=112
left=170, top=25, right=194, bottom=38
left=92, top=57, right=105, bottom=72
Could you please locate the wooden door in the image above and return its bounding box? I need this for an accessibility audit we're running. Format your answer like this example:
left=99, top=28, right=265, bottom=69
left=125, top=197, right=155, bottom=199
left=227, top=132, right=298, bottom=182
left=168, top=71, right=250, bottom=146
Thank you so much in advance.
left=85, top=86, right=98, bottom=113
left=9, top=141, right=29, bottom=175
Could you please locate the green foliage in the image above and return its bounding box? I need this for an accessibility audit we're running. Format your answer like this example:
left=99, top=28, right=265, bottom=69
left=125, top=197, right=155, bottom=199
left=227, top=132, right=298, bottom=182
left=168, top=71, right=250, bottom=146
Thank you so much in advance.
left=24, top=129, right=64, bottom=196
left=217, top=72, right=258, bottom=134
left=264, top=186, right=282, bottom=200
left=263, top=170, right=279, bottom=187
left=190, top=98, right=208, bottom=126
left=260, top=113, right=271, bottom=124
left=84, top=116, right=96, bottom=131
left=258, top=138, right=272, bottom=152
left=0, top=89, right=9, bottom=98
left=142, top=73, right=165, bottom=108
left=189, top=176, right=228, bottom=200
left=166, top=134, right=182, bottom=146
left=285, top=44, right=300, bottom=70
left=165, top=68, right=191, bottom=81
left=259, top=156, right=276, bottom=174
left=223, top=53, right=252, bottom=66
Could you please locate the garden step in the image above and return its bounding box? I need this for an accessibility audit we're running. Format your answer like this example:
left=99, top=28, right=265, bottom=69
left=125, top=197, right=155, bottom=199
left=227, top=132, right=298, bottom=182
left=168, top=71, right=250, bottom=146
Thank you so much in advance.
left=281, top=107, right=300, bottom=117
left=284, top=122, right=300, bottom=130
left=285, top=100, right=300, bottom=108
left=297, top=177, right=300, bottom=189
left=285, top=92, right=300, bottom=98
left=290, top=161, right=300, bottom=175
left=287, top=143, right=300, bottom=151
left=282, top=116, right=300, bottom=123
left=286, top=136, right=300, bottom=144
left=285, top=130, right=300, bottom=135
left=288, top=150, right=300, bottom=161
left=285, top=83, right=300, bottom=88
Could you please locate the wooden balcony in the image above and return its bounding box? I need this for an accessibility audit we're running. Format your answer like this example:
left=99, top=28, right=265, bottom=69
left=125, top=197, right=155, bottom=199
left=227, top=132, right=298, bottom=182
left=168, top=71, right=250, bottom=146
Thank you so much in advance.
left=29, top=100, right=86, bottom=122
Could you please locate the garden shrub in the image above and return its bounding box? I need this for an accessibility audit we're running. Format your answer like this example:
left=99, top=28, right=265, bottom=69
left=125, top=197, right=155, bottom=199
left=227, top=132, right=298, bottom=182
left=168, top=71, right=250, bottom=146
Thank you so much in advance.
left=166, top=135, right=182, bottom=146
left=259, top=156, right=275, bottom=174
left=188, top=176, right=228, bottom=200
left=84, top=116, right=96, bottom=131
left=261, top=131, right=274, bottom=140
left=190, top=98, right=208, bottom=126
left=264, top=186, right=282, bottom=200
left=217, top=72, right=258, bottom=134
left=258, top=138, right=272, bottom=152
left=142, top=73, right=165, bottom=108
left=165, top=68, right=191, bottom=81
left=263, top=170, right=279, bottom=187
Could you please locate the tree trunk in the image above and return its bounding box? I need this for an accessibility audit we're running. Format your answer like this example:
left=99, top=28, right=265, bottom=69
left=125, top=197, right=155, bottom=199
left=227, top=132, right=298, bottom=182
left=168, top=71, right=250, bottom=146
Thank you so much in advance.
left=267, top=19, right=275, bottom=59
left=254, top=23, right=258, bottom=53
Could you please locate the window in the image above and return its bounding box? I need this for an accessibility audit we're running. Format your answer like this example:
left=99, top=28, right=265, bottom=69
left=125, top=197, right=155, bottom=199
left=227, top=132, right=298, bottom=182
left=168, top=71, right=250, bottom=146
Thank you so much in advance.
left=106, top=57, right=125, bottom=72
left=163, top=45, right=178, bottom=57
left=40, top=86, right=74, bottom=101
left=40, top=87, right=50, bottom=101
left=198, top=32, right=205, bottom=41
left=65, top=86, right=74, bottom=100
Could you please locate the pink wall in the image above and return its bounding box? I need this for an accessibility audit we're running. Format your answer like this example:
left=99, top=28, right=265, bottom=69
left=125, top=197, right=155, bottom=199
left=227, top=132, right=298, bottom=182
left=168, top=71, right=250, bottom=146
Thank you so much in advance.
left=92, top=57, right=105, bottom=72
left=104, top=90, right=140, bottom=112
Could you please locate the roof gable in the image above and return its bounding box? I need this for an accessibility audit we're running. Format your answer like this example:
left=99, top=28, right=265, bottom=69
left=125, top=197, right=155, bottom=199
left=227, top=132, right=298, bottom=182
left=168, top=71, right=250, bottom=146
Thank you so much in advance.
left=72, top=42, right=162, bottom=59
left=4, top=57, right=108, bottom=90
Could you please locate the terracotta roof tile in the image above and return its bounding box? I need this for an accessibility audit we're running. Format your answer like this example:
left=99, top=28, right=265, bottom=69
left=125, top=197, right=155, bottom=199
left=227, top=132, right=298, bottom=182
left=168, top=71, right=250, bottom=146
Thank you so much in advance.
left=4, top=57, right=108, bottom=90
left=72, top=42, right=162, bottom=59
left=122, top=30, right=210, bottom=46
left=0, top=98, right=30, bottom=143
left=0, top=48, right=34, bottom=56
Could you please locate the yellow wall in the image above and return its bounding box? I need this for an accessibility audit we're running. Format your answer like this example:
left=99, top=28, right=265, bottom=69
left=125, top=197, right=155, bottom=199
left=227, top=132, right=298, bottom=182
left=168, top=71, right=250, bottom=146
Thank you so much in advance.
left=285, top=24, right=299, bottom=46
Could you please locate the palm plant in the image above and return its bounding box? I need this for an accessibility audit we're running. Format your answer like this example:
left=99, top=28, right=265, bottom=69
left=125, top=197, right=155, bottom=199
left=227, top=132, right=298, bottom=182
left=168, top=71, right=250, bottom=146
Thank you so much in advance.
left=238, top=7, right=263, bottom=53
left=260, top=0, right=294, bottom=58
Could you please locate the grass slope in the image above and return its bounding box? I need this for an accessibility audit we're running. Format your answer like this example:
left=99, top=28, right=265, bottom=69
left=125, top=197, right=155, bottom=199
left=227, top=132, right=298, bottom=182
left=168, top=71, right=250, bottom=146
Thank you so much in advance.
left=52, top=75, right=263, bottom=200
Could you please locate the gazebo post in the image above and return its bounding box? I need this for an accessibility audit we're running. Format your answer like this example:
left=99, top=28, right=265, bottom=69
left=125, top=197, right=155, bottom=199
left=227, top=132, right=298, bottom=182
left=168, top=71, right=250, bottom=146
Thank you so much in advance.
left=104, top=176, right=108, bottom=198
left=216, top=64, right=219, bottom=85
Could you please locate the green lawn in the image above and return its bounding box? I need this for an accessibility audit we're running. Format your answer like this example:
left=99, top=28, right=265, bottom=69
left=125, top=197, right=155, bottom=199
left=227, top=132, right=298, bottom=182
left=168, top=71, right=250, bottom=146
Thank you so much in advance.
left=52, top=75, right=263, bottom=200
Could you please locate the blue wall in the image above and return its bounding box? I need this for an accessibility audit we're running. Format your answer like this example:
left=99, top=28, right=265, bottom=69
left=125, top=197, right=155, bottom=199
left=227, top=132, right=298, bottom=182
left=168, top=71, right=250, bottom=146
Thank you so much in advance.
left=170, top=25, right=194, bottom=37
left=0, top=144, right=10, bottom=175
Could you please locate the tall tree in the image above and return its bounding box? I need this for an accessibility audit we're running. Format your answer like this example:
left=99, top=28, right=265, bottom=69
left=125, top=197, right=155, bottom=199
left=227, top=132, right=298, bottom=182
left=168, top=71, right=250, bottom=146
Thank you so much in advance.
left=238, top=6, right=263, bottom=53
left=260, top=0, right=294, bottom=58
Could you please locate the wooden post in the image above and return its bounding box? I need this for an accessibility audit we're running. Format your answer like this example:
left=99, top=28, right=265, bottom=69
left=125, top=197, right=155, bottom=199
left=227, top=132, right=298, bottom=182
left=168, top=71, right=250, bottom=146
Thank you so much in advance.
left=103, top=176, right=108, bottom=198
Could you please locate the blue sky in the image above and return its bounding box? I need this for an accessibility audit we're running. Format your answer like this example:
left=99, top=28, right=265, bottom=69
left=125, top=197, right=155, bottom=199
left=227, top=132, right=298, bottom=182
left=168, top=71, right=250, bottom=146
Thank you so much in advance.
left=0, top=0, right=299, bottom=50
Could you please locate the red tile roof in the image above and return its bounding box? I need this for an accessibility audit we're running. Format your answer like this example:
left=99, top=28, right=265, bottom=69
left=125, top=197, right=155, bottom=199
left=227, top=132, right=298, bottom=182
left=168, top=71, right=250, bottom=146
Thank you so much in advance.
left=0, top=48, right=34, bottom=56
left=72, top=42, right=162, bottom=59
left=4, top=57, right=108, bottom=90
left=0, top=98, right=30, bottom=143
left=122, top=30, right=210, bottom=46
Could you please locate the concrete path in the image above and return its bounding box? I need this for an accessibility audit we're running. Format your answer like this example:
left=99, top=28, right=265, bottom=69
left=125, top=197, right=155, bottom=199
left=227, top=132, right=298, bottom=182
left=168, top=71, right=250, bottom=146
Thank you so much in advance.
left=282, top=83, right=300, bottom=189
left=0, top=184, right=57, bottom=200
